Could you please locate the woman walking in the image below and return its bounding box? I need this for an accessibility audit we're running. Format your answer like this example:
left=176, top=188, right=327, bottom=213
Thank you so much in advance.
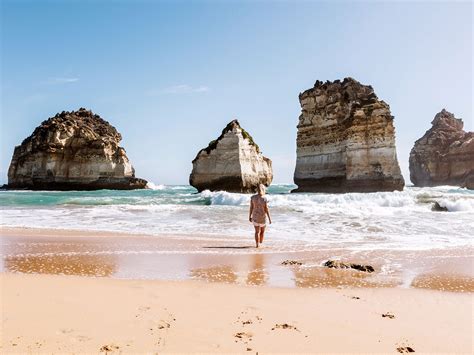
left=249, top=184, right=272, bottom=248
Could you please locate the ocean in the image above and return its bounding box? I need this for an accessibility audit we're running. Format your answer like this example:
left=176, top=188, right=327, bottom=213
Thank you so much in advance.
left=1, top=184, right=472, bottom=252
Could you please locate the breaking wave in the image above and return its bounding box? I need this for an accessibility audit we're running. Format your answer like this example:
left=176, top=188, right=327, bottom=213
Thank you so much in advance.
left=1, top=184, right=473, bottom=251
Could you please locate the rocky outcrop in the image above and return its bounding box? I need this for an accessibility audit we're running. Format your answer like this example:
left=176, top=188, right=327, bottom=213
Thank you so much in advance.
left=409, top=109, right=474, bottom=189
left=190, top=120, right=272, bottom=193
left=7, top=108, right=147, bottom=190
left=293, top=78, right=405, bottom=193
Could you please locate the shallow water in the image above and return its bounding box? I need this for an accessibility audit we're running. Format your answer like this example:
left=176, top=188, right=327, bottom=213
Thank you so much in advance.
left=1, top=233, right=472, bottom=292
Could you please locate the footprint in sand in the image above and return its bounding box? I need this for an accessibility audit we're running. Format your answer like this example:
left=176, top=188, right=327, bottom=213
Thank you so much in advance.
left=271, top=323, right=300, bottom=332
left=397, top=346, right=415, bottom=353
left=234, top=331, right=253, bottom=345
left=56, top=328, right=74, bottom=335
left=99, top=344, right=120, bottom=353
left=150, top=309, right=176, bottom=347
left=233, top=308, right=260, bottom=349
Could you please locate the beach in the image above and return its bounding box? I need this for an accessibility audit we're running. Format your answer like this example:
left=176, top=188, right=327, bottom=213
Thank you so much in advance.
left=1, top=226, right=473, bottom=353
left=1, top=185, right=473, bottom=353
left=2, top=270, right=472, bottom=353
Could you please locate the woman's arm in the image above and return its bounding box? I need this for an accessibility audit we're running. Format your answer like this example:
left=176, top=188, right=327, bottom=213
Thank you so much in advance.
left=265, top=202, right=272, bottom=224
left=249, top=199, right=253, bottom=222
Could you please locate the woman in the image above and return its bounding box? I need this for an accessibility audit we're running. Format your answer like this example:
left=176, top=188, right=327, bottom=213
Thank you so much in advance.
left=249, top=184, right=272, bottom=248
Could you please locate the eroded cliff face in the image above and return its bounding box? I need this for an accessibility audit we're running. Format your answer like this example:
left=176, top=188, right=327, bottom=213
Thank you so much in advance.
left=7, top=108, right=147, bottom=190
left=190, top=120, right=272, bottom=193
left=409, top=109, right=474, bottom=189
left=293, top=78, right=404, bottom=193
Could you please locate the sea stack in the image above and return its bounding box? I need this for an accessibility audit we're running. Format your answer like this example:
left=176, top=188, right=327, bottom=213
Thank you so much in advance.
left=409, top=109, right=473, bottom=189
left=7, top=108, right=147, bottom=190
left=293, top=78, right=404, bottom=193
left=190, top=119, right=272, bottom=193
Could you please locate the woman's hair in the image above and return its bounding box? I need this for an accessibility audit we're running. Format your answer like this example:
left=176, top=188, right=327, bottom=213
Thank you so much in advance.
left=257, top=184, right=266, bottom=195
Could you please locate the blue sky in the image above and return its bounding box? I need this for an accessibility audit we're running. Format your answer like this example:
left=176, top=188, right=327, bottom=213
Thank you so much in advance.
left=1, top=0, right=472, bottom=185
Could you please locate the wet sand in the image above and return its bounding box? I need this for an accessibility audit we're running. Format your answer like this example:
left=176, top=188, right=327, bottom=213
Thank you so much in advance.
left=1, top=227, right=473, bottom=292
left=1, top=227, right=473, bottom=353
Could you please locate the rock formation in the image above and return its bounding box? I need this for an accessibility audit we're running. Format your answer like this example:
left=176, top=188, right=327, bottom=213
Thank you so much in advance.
left=409, top=109, right=474, bottom=189
left=7, top=108, right=147, bottom=190
left=190, top=120, right=272, bottom=193
left=293, top=78, right=405, bottom=193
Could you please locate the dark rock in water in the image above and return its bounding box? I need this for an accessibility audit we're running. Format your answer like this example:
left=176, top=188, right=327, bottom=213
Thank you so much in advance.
left=7, top=108, right=147, bottom=190
left=431, top=202, right=448, bottom=212
left=293, top=77, right=404, bottom=193
left=190, top=119, right=272, bottom=193
left=409, top=109, right=474, bottom=189
left=281, top=260, right=303, bottom=266
left=461, top=174, right=474, bottom=190
left=323, top=260, right=375, bottom=273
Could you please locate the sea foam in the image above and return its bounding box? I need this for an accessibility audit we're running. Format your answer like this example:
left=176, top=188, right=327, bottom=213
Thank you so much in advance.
left=1, top=185, right=473, bottom=251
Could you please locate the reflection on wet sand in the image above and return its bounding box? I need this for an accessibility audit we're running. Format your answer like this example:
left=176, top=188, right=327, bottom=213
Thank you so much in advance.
left=4, top=254, right=116, bottom=277
left=1, top=236, right=117, bottom=277
left=292, top=266, right=399, bottom=289
left=411, top=273, right=474, bottom=292
left=246, top=253, right=267, bottom=286
left=189, top=253, right=268, bottom=286
left=2, top=232, right=472, bottom=292
left=190, top=265, right=238, bottom=283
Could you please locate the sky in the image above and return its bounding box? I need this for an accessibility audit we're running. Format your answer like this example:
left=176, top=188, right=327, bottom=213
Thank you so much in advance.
left=1, top=0, right=472, bottom=185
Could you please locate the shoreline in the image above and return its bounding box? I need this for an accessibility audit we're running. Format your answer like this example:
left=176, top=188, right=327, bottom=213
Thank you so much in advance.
left=1, top=226, right=473, bottom=293
left=1, top=272, right=472, bottom=353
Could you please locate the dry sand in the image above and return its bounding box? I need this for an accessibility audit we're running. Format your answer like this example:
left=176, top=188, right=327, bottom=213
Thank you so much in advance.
left=1, top=272, right=473, bottom=354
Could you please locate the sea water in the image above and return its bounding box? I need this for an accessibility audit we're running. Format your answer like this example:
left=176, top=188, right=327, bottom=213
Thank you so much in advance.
left=0, top=184, right=472, bottom=251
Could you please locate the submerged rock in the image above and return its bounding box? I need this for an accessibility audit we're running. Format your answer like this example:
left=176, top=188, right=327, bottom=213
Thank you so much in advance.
left=409, top=109, right=474, bottom=189
left=190, top=119, right=272, bottom=193
left=323, top=260, right=375, bottom=273
left=7, top=108, right=147, bottom=190
left=431, top=202, right=448, bottom=212
left=293, top=78, right=404, bottom=193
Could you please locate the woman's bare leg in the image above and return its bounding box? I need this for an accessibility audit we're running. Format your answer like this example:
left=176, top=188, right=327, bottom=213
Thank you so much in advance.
left=259, top=226, right=266, bottom=244
left=254, top=226, right=260, bottom=248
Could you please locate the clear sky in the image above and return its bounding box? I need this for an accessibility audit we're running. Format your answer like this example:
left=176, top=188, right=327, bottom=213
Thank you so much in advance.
left=1, top=0, right=472, bottom=185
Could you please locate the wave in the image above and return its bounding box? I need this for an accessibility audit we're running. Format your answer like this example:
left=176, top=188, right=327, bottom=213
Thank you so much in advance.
left=438, top=198, right=474, bottom=212
left=0, top=185, right=472, bottom=213
left=146, top=182, right=165, bottom=190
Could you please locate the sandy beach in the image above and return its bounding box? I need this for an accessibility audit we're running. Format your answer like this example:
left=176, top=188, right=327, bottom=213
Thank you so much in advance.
left=1, top=227, right=473, bottom=353
left=2, top=272, right=473, bottom=354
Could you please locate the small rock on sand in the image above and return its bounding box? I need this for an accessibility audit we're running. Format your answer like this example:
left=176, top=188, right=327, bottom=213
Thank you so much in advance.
left=323, top=260, right=375, bottom=273
left=281, top=260, right=303, bottom=266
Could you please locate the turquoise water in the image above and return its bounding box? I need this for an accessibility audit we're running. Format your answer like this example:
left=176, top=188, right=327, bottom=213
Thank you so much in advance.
left=0, top=184, right=294, bottom=207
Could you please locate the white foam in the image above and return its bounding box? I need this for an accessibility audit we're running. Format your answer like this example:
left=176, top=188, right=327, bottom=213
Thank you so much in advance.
left=1, top=186, right=473, bottom=251
left=438, top=198, right=474, bottom=212
left=146, top=182, right=165, bottom=190
left=200, top=190, right=250, bottom=205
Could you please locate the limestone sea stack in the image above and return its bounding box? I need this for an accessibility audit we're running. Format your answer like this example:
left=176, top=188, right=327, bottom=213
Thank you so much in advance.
left=190, top=119, right=272, bottom=193
left=409, top=109, right=473, bottom=189
left=7, top=108, right=147, bottom=190
left=293, top=78, right=405, bottom=193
